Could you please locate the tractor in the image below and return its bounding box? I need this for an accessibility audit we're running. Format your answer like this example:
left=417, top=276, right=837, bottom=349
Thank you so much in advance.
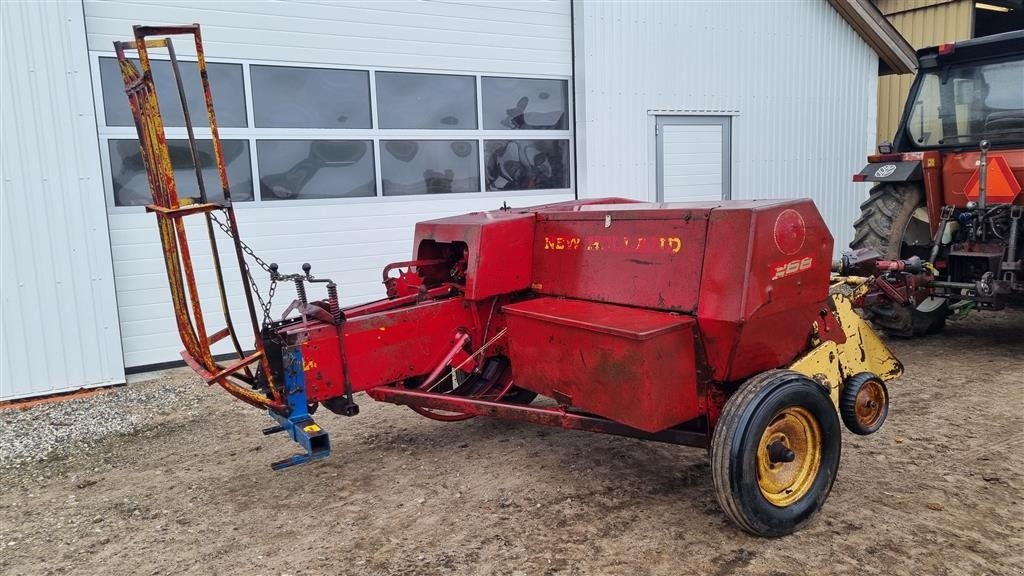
left=113, top=24, right=904, bottom=538
left=850, top=31, right=1024, bottom=336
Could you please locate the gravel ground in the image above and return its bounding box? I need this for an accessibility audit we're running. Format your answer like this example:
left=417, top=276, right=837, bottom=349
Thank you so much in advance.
left=0, top=370, right=206, bottom=469
left=0, top=310, right=1021, bottom=576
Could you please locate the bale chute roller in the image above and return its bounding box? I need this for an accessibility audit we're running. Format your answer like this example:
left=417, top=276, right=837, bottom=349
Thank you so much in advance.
left=117, top=24, right=904, bottom=537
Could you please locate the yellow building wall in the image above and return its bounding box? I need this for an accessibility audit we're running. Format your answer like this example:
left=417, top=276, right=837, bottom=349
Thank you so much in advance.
left=876, top=0, right=974, bottom=143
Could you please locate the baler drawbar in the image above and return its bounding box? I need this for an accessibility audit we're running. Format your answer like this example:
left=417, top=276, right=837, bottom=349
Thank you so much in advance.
left=115, top=24, right=903, bottom=537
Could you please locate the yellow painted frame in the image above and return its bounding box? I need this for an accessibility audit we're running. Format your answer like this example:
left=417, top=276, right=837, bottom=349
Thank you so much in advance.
left=788, top=277, right=904, bottom=406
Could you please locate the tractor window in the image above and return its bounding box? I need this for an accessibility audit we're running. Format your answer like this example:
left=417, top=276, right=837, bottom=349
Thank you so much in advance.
left=906, top=56, right=1024, bottom=148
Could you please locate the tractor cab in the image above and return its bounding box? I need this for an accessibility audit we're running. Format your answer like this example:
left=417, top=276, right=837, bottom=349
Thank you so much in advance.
left=896, top=32, right=1024, bottom=154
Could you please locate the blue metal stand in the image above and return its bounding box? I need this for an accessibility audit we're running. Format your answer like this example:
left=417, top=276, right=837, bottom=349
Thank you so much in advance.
left=264, top=345, right=331, bottom=470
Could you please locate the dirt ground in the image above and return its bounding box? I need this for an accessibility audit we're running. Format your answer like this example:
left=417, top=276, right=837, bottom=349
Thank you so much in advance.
left=1, top=311, right=1022, bottom=576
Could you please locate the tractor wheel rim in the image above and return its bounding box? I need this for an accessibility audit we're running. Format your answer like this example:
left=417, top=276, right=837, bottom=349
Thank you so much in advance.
left=855, top=379, right=886, bottom=429
left=757, top=406, right=822, bottom=507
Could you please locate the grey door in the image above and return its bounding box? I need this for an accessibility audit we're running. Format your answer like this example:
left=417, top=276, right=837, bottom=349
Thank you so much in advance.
left=656, top=115, right=731, bottom=202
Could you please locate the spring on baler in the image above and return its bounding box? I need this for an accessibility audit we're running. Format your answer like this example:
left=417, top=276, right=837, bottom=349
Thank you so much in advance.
left=327, top=282, right=342, bottom=324
left=294, top=277, right=308, bottom=305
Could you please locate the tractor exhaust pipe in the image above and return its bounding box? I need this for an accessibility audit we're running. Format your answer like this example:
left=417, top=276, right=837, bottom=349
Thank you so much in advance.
left=978, top=140, right=990, bottom=211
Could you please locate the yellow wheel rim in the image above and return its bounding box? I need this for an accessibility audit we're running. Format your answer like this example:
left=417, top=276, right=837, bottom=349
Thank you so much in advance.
left=757, top=406, right=822, bottom=507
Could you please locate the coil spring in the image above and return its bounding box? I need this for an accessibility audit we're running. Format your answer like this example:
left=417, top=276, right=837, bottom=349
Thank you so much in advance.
left=327, top=282, right=342, bottom=324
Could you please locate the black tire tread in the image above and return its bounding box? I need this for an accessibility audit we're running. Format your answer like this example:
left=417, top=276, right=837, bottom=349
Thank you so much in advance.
left=850, top=182, right=924, bottom=259
left=710, top=369, right=793, bottom=535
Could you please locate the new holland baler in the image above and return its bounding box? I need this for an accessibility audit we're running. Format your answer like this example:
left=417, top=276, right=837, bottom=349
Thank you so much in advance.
left=114, top=25, right=903, bottom=537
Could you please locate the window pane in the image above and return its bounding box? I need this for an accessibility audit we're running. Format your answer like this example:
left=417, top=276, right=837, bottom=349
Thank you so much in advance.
left=257, top=140, right=375, bottom=200
left=485, top=140, right=569, bottom=191
left=380, top=140, right=479, bottom=195
left=907, top=57, right=1024, bottom=147
left=251, top=66, right=371, bottom=129
left=109, top=139, right=253, bottom=206
left=99, top=57, right=246, bottom=128
left=482, top=77, right=568, bottom=130
left=376, top=72, right=477, bottom=129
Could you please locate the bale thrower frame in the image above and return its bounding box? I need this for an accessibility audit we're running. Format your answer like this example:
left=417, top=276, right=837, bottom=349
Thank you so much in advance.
left=114, top=25, right=284, bottom=411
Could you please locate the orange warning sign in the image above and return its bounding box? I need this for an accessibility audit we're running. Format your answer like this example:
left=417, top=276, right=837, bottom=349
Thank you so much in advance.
left=962, top=156, right=1022, bottom=202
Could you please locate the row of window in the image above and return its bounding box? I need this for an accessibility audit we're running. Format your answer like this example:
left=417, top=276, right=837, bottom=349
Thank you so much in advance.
left=109, top=138, right=570, bottom=206
left=98, top=58, right=569, bottom=131
left=98, top=57, right=572, bottom=206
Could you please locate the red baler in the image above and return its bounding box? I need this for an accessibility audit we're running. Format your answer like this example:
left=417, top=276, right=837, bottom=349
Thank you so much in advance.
left=114, top=25, right=903, bottom=537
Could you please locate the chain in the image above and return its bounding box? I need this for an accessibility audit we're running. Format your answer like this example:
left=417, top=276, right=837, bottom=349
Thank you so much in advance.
left=209, top=210, right=277, bottom=328
left=209, top=210, right=274, bottom=274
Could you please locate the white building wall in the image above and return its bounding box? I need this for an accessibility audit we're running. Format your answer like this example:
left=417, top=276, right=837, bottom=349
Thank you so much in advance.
left=83, top=0, right=571, bottom=76
left=573, top=0, right=879, bottom=252
left=1, top=1, right=125, bottom=399
left=83, top=0, right=574, bottom=367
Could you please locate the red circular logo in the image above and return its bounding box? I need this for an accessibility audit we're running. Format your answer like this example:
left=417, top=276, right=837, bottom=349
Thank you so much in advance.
left=774, top=209, right=806, bottom=256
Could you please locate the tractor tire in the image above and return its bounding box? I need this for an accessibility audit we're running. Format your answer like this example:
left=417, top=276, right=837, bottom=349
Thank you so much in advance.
left=839, top=372, right=889, bottom=436
left=850, top=182, right=949, bottom=337
left=710, top=370, right=841, bottom=538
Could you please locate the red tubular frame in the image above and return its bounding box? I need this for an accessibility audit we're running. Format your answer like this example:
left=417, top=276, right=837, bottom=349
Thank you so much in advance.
left=369, top=387, right=708, bottom=448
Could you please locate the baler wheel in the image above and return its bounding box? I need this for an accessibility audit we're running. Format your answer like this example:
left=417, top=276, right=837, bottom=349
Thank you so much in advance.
left=710, top=370, right=841, bottom=537
left=839, top=372, right=889, bottom=435
left=850, top=182, right=949, bottom=337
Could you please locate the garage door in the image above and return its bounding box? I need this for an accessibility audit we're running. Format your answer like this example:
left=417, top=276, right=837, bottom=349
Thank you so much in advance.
left=656, top=116, right=731, bottom=202
left=84, top=1, right=575, bottom=368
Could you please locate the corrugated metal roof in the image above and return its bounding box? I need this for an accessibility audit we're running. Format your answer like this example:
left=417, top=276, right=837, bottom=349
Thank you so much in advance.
left=827, top=0, right=918, bottom=74
left=878, top=0, right=964, bottom=16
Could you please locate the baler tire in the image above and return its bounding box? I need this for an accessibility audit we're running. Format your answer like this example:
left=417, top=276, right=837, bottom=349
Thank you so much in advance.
left=839, top=372, right=889, bottom=436
left=850, top=182, right=949, bottom=337
left=710, top=370, right=841, bottom=538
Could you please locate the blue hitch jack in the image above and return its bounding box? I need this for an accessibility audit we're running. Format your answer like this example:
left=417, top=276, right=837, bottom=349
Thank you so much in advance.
left=264, top=345, right=331, bottom=470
